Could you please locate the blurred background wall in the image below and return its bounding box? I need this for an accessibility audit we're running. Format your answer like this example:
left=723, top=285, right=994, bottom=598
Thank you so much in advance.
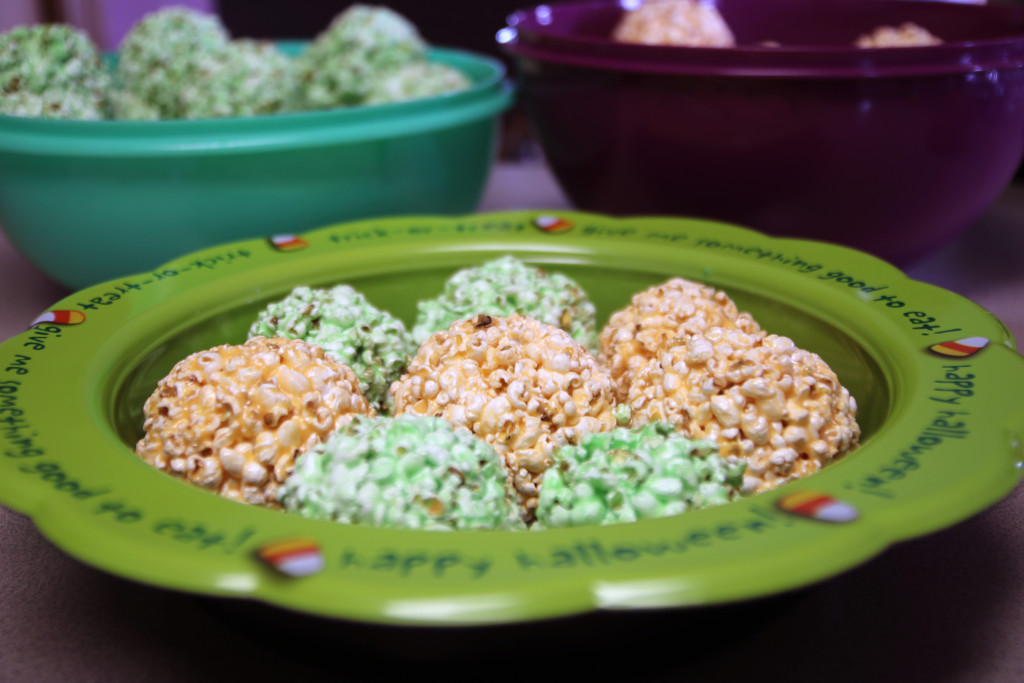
left=0, top=0, right=40, bottom=30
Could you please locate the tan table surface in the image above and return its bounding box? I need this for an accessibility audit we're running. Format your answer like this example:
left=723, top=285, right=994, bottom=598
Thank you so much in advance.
left=1, top=162, right=1023, bottom=682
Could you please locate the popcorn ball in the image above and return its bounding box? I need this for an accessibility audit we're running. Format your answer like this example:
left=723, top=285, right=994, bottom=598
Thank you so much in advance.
left=612, top=0, right=736, bottom=48
left=113, top=6, right=231, bottom=119
left=0, top=24, right=109, bottom=120
left=296, top=4, right=428, bottom=109
left=534, top=422, right=745, bottom=529
left=625, top=328, right=860, bottom=493
left=412, top=255, right=598, bottom=351
left=249, top=285, right=415, bottom=412
left=0, top=90, right=105, bottom=120
left=364, top=61, right=471, bottom=105
left=598, top=277, right=761, bottom=400
left=105, top=87, right=160, bottom=121
left=175, top=39, right=299, bottom=119
left=281, top=415, right=524, bottom=530
left=855, top=23, right=942, bottom=48
left=392, top=314, right=618, bottom=518
left=135, top=336, right=373, bottom=507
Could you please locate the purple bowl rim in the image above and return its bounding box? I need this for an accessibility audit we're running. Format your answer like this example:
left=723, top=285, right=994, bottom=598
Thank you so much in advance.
left=500, top=0, right=1024, bottom=77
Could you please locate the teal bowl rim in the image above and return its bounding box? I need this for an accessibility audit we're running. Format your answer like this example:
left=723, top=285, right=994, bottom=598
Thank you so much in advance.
left=0, top=44, right=514, bottom=157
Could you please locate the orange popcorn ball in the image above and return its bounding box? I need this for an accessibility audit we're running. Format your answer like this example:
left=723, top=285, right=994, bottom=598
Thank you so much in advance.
left=135, top=336, right=373, bottom=507
left=855, top=22, right=942, bottom=48
left=598, top=277, right=762, bottom=401
left=612, top=0, right=736, bottom=47
left=391, top=314, right=618, bottom=518
left=626, top=329, right=860, bottom=493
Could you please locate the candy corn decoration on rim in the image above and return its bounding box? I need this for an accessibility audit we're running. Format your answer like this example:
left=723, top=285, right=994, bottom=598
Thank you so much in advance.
left=30, top=310, right=86, bottom=327
left=269, top=234, right=309, bottom=251
left=255, top=539, right=325, bottom=578
left=777, top=491, right=859, bottom=524
left=532, top=214, right=574, bottom=233
left=928, top=336, right=990, bottom=358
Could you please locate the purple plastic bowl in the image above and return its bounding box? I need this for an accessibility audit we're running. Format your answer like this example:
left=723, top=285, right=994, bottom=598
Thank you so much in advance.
left=499, top=0, right=1024, bottom=265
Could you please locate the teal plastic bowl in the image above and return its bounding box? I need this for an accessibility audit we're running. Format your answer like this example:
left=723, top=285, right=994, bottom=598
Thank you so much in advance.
left=0, top=44, right=513, bottom=290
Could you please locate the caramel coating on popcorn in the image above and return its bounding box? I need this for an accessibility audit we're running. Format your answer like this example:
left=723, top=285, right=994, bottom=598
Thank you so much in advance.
left=612, top=0, right=736, bottom=48
left=626, top=328, right=860, bottom=493
left=391, top=314, right=617, bottom=517
left=855, top=23, right=942, bottom=48
left=598, top=278, right=761, bottom=401
left=135, top=336, right=373, bottom=507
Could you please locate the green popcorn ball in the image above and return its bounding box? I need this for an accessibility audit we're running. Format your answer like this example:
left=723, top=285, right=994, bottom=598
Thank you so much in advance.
left=534, top=422, right=746, bottom=529
left=297, top=4, right=427, bottom=109
left=309, top=4, right=426, bottom=66
left=412, top=255, right=598, bottom=351
left=0, top=24, right=110, bottom=120
left=0, top=89, right=105, bottom=120
left=178, top=40, right=299, bottom=119
left=281, top=415, right=524, bottom=530
left=114, top=6, right=230, bottom=119
left=364, top=62, right=471, bottom=105
left=248, top=285, right=415, bottom=412
left=106, top=87, right=161, bottom=120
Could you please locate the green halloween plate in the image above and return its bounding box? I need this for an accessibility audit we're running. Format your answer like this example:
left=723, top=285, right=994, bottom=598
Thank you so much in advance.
left=1, top=211, right=1021, bottom=626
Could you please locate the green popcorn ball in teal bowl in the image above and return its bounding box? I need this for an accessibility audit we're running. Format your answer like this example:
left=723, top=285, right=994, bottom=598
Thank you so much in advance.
left=113, top=6, right=231, bottom=120
left=111, top=9, right=300, bottom=120
left=365, top=61, right=472, bottom=106
left=104, top=86, right=161, bottom=121
left=534, top=423, right=746, bottom=529
left=412, top=255, right=599, bottom=350
left=0, top=24, right=109, bottom=120
left=171, top=39, right=300, bottom=120
left=0, top=89, right=107, bottom=121
left=295, top=4, right=429, bottom=110
left=248, top=284, right=415, bottom=412
left=281, top=414, right=524, bottom=531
